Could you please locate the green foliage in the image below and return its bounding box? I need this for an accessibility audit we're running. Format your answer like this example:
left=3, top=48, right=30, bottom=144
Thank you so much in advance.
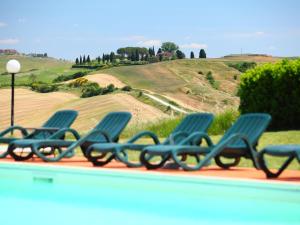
left=176, top=50, right=185, bottom=59
left=121, top=85, right=132, bottom=91
left=208, top=109, right=240, bottom=135
left=161, top=42, right=179, bottom=53
left=199, top=49, right=206, bottom=58
left=81, top=82, right=102, bottom=98
left=123, top=110, right=239, bottom=138
left=81, top=82, right=116, bottom=98
left=238, top=59, right=300, bottom=130
left=206, top=71, right=214, bottom=85
left=205, top=71, right=219, bottom=89
left=68, top=77, right=89, bottom=88
left=227, top=61, right=257, bottom=72
left=31, top=82, right=58, bottom=93
left=53, top=70, right=90, bottom=82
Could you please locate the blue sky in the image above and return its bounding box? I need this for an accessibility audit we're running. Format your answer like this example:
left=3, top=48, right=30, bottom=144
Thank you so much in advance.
left=0, top=0, right=300, bottom=59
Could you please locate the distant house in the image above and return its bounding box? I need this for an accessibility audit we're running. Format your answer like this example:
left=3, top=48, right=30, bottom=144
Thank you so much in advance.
left=0, top=49, right=19, bottom=55
left=157, top=51, right=173, bottom=59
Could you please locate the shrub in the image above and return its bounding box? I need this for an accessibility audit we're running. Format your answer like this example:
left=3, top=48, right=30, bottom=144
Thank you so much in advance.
left=238, top=59, right=300, bottom=130
left=121, top=85, right=132, bottom=91
left=149, top=56, right=159, bottom=63
left=205, top=71, right=218, bottom=89
left=53, top=70, right=90, bottom=82
left=102, top=84, right=115, bottom=95
left=208, top=109, right=240, bottom=135
left=227, top=61, right=257, bottom=73
left=81, top=82, right=102, bottom=98
left=31, top=82, right=58, bottom=93
left=68, top=78, right=89, bottom=88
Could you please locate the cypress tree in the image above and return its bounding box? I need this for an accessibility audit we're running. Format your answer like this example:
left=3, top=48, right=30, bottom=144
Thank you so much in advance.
left=190, top=51, right=195, bottom=59
left=79, top=55, right=82, bottom=64
left=199, top=49, right=207, bottom=58
left=102, top=54, right=105, bottom=63
left=152, top=46, right=155, bottom=56
left=87, top=55, right=91, bottom=63
left=97, top=56, right=100, bottom=63
left=110, top=52, right=115, bottom=62
left=83, top=55, right=86, bottom=64
left=131, top=52, right=135, bottom=61
left=159, top=54, right=163, bottom=61
left=75, top=58, right=79, bottom=64
left=135, top=49, right=139, bottom=61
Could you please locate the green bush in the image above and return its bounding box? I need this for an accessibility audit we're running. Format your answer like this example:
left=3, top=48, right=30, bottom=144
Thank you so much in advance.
left=121, top=85, right=132, bottom=91
left=238, top=59, right=300, bottom=130
left=53, top=70, right=91, bottom=82
left=227, top=61, right=257, bottom=73
left=31, top=82, right=58, bottom=93
left=81, top=82, right=102, bottom=98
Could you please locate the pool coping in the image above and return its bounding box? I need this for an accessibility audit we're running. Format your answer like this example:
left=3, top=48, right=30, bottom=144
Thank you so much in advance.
left=1, top=161, right=299, bottom=187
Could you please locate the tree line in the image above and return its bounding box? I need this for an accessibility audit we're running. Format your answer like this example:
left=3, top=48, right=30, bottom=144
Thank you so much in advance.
left=74, top=42, right=207, bottom=65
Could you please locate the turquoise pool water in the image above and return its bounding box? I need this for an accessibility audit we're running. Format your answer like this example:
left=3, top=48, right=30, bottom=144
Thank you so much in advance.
left=0, top=163, right=299, bottom=225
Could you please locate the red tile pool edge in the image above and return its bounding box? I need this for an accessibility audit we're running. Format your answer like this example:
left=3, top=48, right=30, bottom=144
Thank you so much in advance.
left=1, top=156, right=300, bottom=184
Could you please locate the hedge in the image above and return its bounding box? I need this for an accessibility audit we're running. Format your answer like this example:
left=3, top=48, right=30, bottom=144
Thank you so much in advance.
left=238, top=59, right=300, bottom=130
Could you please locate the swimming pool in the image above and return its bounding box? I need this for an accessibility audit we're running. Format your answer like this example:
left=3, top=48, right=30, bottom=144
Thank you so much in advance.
left=0, top=163, right=299, bottom=225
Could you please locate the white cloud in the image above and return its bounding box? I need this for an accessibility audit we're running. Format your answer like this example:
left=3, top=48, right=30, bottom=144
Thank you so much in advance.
left=180, top=43, right=207, bottom=49
left=0, top=22, right=7, bottom=27
left=137, top=39, right=162, bottom=47
left=0, top=38, right=20, bottom=45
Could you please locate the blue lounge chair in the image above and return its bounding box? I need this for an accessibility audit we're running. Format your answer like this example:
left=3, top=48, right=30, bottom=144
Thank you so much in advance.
left=7, top=112, right=132, bottom=162
left=85, top=113, right=214, bottom=167
left=258, top=145, right=300, bottom=178
left=0, top=110, right=78, bottom=160
left=141, top=113, right=271, bottom=170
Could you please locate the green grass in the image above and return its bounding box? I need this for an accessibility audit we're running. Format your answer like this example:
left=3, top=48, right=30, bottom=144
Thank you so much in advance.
left=114, top=130, right=300, bottom=170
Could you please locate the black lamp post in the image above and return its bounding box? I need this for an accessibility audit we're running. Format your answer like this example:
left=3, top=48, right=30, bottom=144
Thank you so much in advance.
left=6, top=59, right=21, bottom=130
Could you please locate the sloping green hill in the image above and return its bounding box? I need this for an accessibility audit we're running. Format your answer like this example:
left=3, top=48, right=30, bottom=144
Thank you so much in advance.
left=101, top=59, right=243, bottom=112
left=0, top=55, right=73, bottom=86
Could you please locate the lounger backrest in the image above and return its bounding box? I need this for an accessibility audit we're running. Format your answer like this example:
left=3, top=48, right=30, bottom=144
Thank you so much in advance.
left=30, top=110, right=78, bottom=139
left=219, top=113, right=271, bottom=148
left=86, top=112, right=132, bottom=143
left=164, top=113, right=214, bottom=144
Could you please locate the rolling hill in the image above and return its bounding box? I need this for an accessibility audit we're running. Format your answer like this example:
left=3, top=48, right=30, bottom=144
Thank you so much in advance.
left=0, top=54, right=282, bottom=131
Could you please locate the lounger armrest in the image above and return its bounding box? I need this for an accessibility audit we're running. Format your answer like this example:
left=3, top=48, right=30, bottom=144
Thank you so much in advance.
left=179, top=132, right=214, bottom=146
left=127, top=131, right=160, bottom=144
left=48, top=128, right=81, bottom=140
left=168, top=131, right=190, bottom=144
left=0, top=126, right=29, bottom=137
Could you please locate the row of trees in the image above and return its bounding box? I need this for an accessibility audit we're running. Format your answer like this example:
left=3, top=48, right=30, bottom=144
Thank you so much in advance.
left=74, top=42, right=207, bottom=65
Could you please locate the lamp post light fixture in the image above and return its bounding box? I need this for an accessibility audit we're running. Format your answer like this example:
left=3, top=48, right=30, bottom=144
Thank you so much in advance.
left=6, top=59, right=21, bottom=130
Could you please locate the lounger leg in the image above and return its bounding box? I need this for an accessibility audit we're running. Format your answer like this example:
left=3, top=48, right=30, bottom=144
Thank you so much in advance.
left=215, top=156, right=241, bottom=169
left=140, top=150, right=170, bottom=169
left=85, top=146, right=115, bottom=166
left=8, top=144, right=34, bottom=161
left=258, top=152, right=295, bottom=178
